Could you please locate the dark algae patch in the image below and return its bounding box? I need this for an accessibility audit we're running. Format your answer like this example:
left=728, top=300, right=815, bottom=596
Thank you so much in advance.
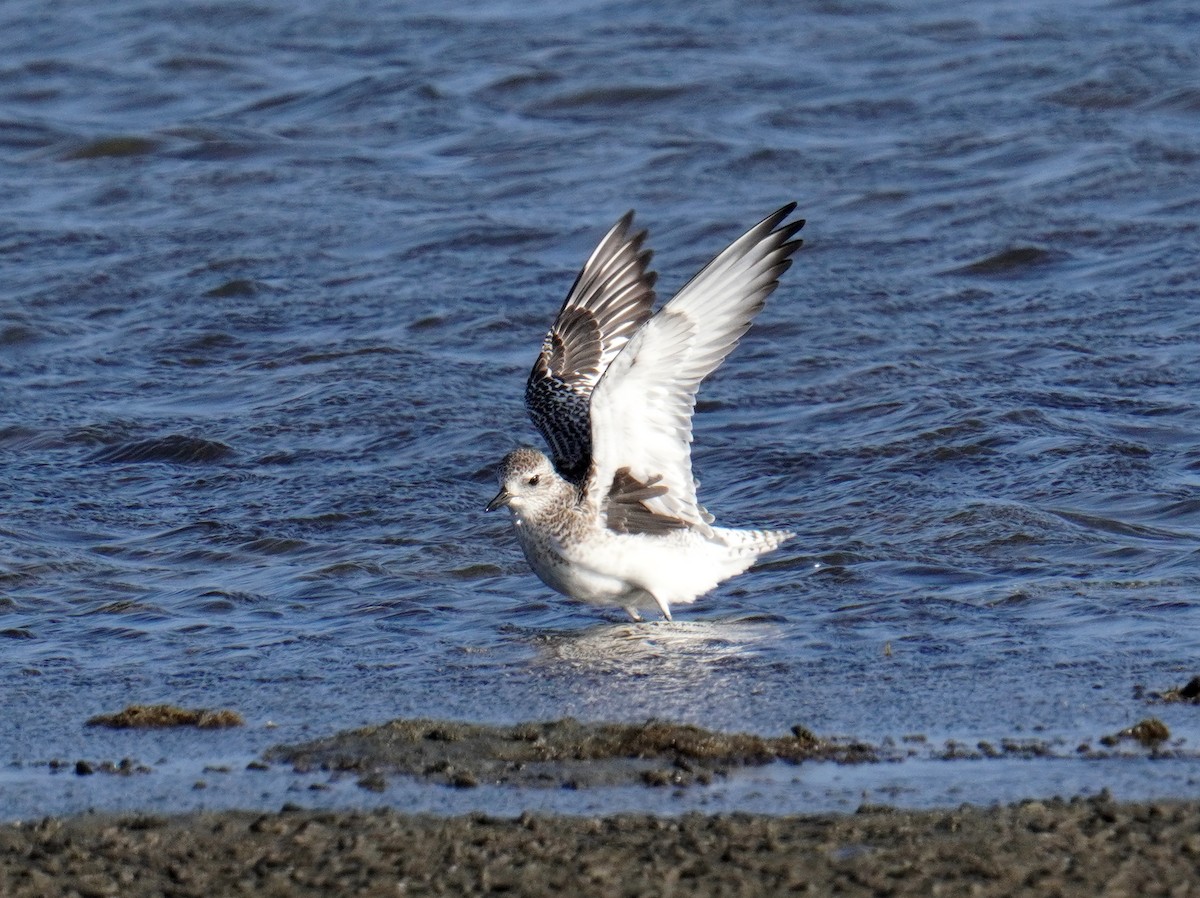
left=67, top=758, right=151, bottom=776
left=60, top=135, right=161, bottom=160
left=87, top=704, right=244, bottom=730
left=266, top=717, right=1200, bottom=791
left=1100, top=717, right=1171, bottom=749
left=1152, top=676, right=1200, bottom=705
left=266, top=717, right=878, bottom=789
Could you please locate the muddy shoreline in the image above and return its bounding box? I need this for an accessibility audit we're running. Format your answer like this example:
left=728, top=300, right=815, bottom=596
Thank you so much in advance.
left=6, top=710, right=1197, bottom=894
left=3, top=794, right=1198, bottom=897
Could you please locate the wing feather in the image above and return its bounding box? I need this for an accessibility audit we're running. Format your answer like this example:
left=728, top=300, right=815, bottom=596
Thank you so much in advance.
left=524, top=212, right=657, bottom=483
left=587, top=204, right=805, bottom=532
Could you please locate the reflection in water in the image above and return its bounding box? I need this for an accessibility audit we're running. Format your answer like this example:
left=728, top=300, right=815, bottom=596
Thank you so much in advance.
left=536, top=619, right=781, bottom=672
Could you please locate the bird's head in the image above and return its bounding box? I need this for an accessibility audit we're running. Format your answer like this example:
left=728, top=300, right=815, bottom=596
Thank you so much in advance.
left=486, top=447, right=562, bottom=516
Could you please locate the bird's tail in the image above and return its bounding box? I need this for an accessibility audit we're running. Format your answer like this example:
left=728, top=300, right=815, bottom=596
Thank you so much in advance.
left=714, top=526, right=794, bottom=558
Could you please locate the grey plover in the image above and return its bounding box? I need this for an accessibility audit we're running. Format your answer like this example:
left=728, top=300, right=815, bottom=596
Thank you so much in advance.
left=487, top=204, right=804, bottom=620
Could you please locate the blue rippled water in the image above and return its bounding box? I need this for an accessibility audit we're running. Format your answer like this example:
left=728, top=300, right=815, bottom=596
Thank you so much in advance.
left=2, top=0, right=1199, bottom=819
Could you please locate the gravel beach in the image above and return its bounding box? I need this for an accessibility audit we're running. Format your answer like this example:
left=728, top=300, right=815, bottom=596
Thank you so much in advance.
left=3, top=795, right=1198, bottom=897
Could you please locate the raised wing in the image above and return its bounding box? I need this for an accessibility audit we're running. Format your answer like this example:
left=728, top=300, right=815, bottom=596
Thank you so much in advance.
left=525, top=212, right=657, bottom=484
left=586, top=204, right=804, bottom=534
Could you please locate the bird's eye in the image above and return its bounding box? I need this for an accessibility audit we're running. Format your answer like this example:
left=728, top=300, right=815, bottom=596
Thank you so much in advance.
left=528, top=475, right=540, bottom=486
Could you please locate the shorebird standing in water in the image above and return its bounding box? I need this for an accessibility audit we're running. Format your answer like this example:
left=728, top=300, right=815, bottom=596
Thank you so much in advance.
left=487, top=204, right=804, bottom=621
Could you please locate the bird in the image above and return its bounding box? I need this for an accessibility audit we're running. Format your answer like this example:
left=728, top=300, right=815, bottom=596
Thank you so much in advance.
left=486, top=204, right=804, bottom=621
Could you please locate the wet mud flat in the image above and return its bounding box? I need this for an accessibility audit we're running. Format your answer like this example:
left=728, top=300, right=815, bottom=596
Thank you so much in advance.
left=42, top=708, right=1192, bottom=804
left=5, top=713, right=1200, bottom=894
left=3, top=794, right=1199, bottom=897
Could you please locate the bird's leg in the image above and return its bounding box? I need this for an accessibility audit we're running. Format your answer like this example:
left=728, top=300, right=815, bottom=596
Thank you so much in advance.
left=636, top=588, right=673, bottom=621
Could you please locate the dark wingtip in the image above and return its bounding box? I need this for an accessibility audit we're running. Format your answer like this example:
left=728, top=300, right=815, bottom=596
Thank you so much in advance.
left=755, top=202, right=803, bottom=237
left=767, top=201, right=798, bottom=225
left=617, top=210, right=652, bottom=257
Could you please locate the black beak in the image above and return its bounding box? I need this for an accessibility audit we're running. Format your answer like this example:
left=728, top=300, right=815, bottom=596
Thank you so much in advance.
left=485, top=487, right=511, bottom=512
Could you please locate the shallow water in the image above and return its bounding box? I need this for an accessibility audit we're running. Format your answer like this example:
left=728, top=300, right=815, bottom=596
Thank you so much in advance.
left=2, top=0, right=1199, bottom=820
